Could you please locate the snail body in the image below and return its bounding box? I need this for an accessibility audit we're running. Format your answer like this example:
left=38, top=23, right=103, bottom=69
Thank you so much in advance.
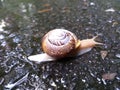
left=28, top=29, right=103, bottom=63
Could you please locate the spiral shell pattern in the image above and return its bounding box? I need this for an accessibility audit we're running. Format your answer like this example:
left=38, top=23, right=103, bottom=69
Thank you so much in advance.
left=42, top=29, right=78, bottom=58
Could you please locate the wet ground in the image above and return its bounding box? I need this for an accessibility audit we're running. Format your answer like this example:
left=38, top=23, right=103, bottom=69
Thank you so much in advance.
left=0, top=0, right=120, bottom=90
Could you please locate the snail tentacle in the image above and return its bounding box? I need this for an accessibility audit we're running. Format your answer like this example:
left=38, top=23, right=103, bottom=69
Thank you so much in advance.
left=69, top=36, right=104, bottom=56
left=79, top=36, right=103, bottom=49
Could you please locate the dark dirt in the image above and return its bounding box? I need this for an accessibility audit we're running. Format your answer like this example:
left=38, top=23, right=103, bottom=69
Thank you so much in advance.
left=0, top=0, right=120, bottom=90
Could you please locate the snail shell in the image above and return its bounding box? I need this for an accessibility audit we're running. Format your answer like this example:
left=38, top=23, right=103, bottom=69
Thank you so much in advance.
left=41, top=29, right=80, bottom=58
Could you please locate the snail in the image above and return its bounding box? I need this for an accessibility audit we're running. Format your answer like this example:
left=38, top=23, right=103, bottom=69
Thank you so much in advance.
left=28, top=29, right=103, bottom=63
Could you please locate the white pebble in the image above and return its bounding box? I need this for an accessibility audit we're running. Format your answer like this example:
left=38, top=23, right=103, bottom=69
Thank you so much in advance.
left=105, top=8, right=115, bottom=12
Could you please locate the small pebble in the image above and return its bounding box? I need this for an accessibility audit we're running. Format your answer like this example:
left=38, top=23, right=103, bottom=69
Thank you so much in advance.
left=0, top=34, right=4, bottom=39
left=90, top=2, right=95, bottom=6
left=100, top=51, right=108, bottom=60
left=116, top=54, right=120, bottom=58
left=102, top=72, right=117, bottom=80
left=105, top=8, right=115, bottom=12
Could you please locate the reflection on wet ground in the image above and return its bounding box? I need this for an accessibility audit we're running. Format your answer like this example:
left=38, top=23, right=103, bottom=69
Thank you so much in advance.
left=0, top=0, right=120, bottom=90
